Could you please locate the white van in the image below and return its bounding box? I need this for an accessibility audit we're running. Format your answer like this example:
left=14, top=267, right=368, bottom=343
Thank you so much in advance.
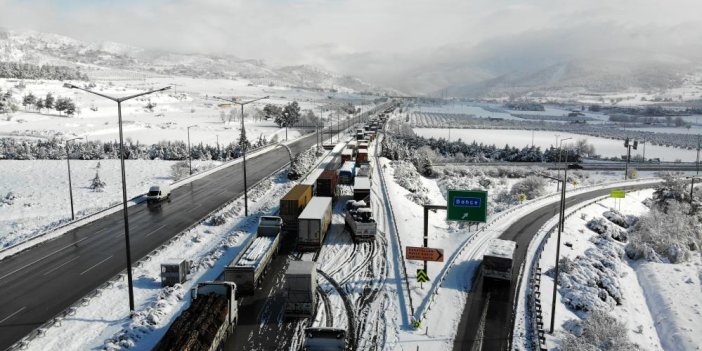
left=146, top=184, right=171, bottom=203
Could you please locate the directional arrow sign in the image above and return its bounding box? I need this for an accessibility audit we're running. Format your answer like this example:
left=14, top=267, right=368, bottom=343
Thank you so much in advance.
left=416, top=269, right=430, bottom=283
left=406, top=246, right=444, bottom=262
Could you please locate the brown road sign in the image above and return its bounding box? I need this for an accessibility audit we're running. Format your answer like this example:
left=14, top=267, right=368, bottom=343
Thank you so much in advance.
left=406, top=246, right=444, bottom=262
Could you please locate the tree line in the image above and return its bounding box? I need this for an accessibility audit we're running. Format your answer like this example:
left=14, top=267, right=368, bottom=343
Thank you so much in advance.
left=0, top=62, right=89, bottom=81
left=0, top=136, right=269, bottom=161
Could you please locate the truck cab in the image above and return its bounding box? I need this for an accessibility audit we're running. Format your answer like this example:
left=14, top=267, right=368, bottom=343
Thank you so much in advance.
left=482, top=239, right=517, bottom=281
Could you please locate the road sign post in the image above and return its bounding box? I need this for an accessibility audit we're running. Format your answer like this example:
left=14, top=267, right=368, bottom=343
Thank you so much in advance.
left=447, top=190, right=488, bottom=222
left=423, top=205, right=447, bottom=274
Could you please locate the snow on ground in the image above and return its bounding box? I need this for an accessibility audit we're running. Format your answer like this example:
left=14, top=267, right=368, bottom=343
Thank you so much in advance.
left=0, top=159, right=196, bottom=248
left=414, top=128, right=700, bottom=162
left=535, top=188, right=701, bottom=351
left=0, top=77, right=361, bottom=147
left=19, top=166, right=297, bottom=351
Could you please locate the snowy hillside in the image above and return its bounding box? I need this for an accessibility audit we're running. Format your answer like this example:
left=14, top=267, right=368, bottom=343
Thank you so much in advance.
left=0, top=29, right=390, bottom=94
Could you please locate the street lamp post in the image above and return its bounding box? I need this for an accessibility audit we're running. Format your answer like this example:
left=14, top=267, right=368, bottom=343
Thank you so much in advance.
left=63, top=83, right=171, bottom=314
left=213, top=96, right=269, bottom=217
left=623, top=138, right=638, bottom=180
left=187, top=125, right=197, bottom=175
left=65, top=137, right=83, bottom=220
left=557, top=138, right=572, bottom=191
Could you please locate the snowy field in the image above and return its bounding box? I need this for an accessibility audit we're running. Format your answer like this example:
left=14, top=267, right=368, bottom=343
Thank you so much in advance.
left=407, top=102, right=609, bottom=123
left=537, top=189, right=702, bottom=350
left=0, top=77, right=363, bottom=147
left=414, top=128, right=700, bottom=162
left=0, top=159, right=194, bottom=249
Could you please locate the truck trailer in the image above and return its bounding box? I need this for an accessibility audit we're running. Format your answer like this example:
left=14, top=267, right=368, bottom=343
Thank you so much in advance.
left=316, top=170, right=338, bottom=198
left=338, top=161, right=356, bottom=185
left=224, top=216, right=283, bottom=295
left=353, top=176, right=371, bottom=201
left=155, top=281, right=237, bottom=351
left=280, top=184, right=313, bottom=234
left=297, top=197, right=333, bottom=250
left=482, top=239, right=517, bottom=281
left=284, top=261, right=317, bottom=318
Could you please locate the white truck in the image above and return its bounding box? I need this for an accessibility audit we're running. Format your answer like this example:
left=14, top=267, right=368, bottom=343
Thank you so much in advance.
left=482, top=239, right=517, bottom=281
left=345, top=198, right=376, bottom=241
left=284, top=261, right=317, bottom=318
left=155, top=281, right=238, bottom=351
left=297, top=197, right=333, bottom=250
left=301, top=327, right=347, bottom=351
left=146, top=184, right=171, bottom=204
left=224, top=216, right=283, bottom=295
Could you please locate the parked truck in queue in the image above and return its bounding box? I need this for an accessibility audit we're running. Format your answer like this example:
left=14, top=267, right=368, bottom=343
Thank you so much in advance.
left=224, top=216, right=283, bottom=295
left=279, top=184, right=313, bottom=234
left=155, top=281, right=237, bottom=351
left=284, top=261, right=317, bottom=318
left=297, top=196, right=333, bottom=250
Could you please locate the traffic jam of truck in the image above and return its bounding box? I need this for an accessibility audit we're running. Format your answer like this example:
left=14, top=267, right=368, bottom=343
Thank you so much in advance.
left=149, top=104, right=522, bottom=351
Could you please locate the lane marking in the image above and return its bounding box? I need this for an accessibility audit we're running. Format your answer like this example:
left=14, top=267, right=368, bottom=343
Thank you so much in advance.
left=145, top=224, right=167, bottom=237
left=42, top=256, right=80, bottom=276
left=79, top=255, right=113, bottom=276
left=0, top=306, right=26, bottom=325
left=0, top=237, right=90, bottom=281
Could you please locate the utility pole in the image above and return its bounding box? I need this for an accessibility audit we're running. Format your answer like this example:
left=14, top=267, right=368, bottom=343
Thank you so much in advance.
left=697, top=135, right=700, bottom=175
left=557, top=138, right=572, bottom=191
left=65, top=137, right=83, bottom=220
left=624, top=138, right=638, bottom=180
left=63, top=83, right=171, bottom=315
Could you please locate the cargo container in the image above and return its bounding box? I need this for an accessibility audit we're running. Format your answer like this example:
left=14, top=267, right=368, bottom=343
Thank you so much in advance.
left=224, top=216, right=283, bottom=295
left=284, top=261, right=317, bottom=318
left=155, top=281, right=237, bottom=351
left=356, top=150, right=369, bottom=165
left=482, top=239, right=517, bottom=281
left=338, top=161, right=356, bottom=185
left=280, top=184, right=313, bottom=234
left=341, top=149, right=353, bottom=163
left=316, top=170, right=338, bottom=198
left=355, top=163, right=372, bottom=179
left=301, top=169, right=323, bottom=196
left=297, top=197, right=333, bottom=250
left=353, top=177, right=371, bottom=201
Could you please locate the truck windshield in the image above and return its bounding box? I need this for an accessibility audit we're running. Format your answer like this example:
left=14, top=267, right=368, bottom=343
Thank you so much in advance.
left=483, top=256, right=512, bottom=272
left=148, top=190, right=160, bottom=196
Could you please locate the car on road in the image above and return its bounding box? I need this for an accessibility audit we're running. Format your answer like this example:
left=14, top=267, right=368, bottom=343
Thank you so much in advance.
left=567, top=163, right=584, bottom=170
left=146, top=184, right=171, bottom=204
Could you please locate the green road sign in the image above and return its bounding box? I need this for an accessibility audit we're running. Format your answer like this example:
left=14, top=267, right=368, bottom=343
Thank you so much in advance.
left=447, top=190, right=488, bottom=222
left=610, top=190, right=626, bottom=198
left=416, top=269, right=430, bottom=283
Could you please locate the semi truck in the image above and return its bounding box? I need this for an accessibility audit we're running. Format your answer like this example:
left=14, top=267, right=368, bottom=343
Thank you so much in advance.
left=280, top=184, right=313, bottom=234
left=224, top=216, right=283, bottom=295
left=284, top=261, right=317, bottom=318
left=482, top=239, right=517, bottom=281
left=353, top=176, right=371, bottom=201
left=345, top=198, right=376, bottom=241
left=316, top=170, right=338, bottom=198
left=338, top=161, right=356, bottom=185
left=155, top=281, right=237, bottom=351
left=297, top=197, right=333, bottom=250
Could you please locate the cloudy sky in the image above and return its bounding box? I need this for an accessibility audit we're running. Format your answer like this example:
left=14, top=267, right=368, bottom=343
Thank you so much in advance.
left=1, top=0, right=701, bottom=92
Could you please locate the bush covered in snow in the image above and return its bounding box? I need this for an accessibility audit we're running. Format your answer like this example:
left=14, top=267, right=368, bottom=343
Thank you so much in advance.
left=548, top=235, right=625, bottom=312
left=287, top=147, right=317, bottom=180
left=561, top=310, right=639, bottom=351
left=625, top=202, right=700, bottom=263
left=1, top=192, right=19, bottom=206
left=391, top=161, right=430, bottom=205
left=586, top=217, right=628, bottom=242
left=510, top=176, right=546, bottom=199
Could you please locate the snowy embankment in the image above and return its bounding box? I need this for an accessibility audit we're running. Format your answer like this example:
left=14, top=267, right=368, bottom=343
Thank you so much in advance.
left=526, top=189, right=702, bottom=351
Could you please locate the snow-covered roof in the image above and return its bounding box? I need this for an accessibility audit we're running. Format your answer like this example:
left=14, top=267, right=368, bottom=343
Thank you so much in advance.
left=354, top=177, right=371, bottom=190
left=340, top=161, right=355, bottom=172
left=299, top=197, right=332, bottom=220
left=485, top=239, right=516, bottom=259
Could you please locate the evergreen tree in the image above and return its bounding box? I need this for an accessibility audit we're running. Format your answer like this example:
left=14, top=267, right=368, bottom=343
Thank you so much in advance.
left=89, top=162, right=106, bottom=192
left=281, top=101, right=301, bottom=127
left=22, top=93, right=36, bottom=111
left=34, top=98, right=44, bottom=112
left=44, top=93, right=55, bottom=110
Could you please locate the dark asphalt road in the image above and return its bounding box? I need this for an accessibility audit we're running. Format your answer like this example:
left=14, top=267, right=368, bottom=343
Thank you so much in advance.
left=452, top=182, right=656, bottom=351
left=0, top=114, right=374, bottom=350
